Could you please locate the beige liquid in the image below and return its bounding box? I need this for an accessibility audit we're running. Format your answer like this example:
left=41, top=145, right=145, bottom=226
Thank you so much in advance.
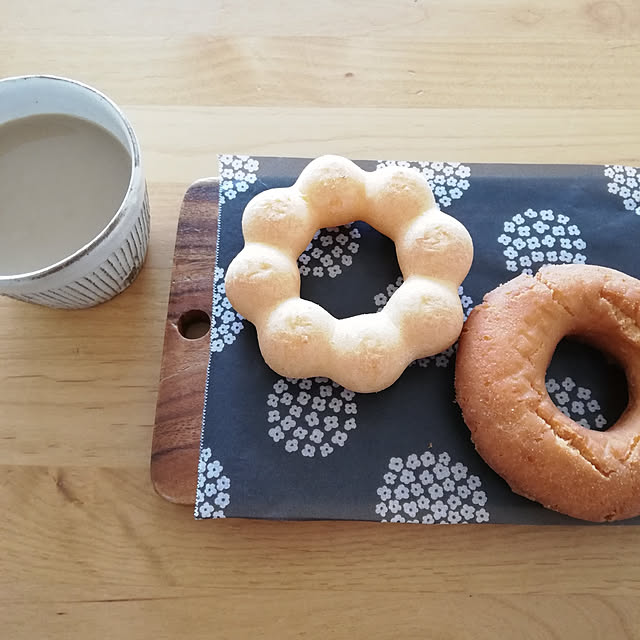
left=0, top=113, right=131, bottom=275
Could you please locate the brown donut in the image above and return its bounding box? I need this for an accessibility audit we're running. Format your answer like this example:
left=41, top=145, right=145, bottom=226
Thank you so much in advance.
left=455, top=264, right=640, bottom=522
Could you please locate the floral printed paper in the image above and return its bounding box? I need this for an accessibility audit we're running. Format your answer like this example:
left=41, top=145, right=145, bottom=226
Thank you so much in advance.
left=196, top=156, right=639, bottom=525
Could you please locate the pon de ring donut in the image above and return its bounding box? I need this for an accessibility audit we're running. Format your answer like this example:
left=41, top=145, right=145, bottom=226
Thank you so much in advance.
left=225, top=155, right=473, bottom=393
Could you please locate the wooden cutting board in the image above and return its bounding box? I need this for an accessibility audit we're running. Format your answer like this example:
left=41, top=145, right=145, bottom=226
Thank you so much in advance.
left=151, top=178, right=218, bottom=505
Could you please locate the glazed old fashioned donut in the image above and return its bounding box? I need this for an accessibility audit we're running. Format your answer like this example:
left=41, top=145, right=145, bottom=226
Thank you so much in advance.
left=225, top=155, right=473, bottom=393
left=455, top=264, right=640, bottom=522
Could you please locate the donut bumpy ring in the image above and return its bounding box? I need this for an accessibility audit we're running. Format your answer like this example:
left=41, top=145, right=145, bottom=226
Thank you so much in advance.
left=225, top=155, right=473, bottom=393
left=456, top=264, right=640, bottom=522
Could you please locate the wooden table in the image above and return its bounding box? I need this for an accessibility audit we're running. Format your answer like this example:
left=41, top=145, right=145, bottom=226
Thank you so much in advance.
left=2, top=2, right=640, bottom=637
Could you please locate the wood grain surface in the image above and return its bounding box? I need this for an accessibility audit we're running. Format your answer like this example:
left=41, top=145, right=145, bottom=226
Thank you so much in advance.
left=2, top=1, right=640, bottom=638
left=151, top=179, right=218, bottom=504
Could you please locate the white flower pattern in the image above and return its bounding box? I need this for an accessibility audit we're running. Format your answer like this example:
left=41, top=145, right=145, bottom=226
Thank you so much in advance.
left=546, top=377, right=608, bottom=430
left=604, top=165, right=640, bottom=215
left=373, top=280, right=474, bottom=368
left=218, top=155, right=260, bottom=206
left=195, top=448, right=231, bottom=519
left=498, top=208, right=587, bottom=276
left=297, top=225, right=361, bottom=279
left=376, top=160, right=472, bottom=209
left=375, top=450, right=490, bottom=524
left=266, top=377, right=358, bottom=458
left=211, top=266, right=244, bottom=353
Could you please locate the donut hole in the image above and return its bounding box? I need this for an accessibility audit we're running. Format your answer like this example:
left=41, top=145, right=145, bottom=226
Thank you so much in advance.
left=545, top=338, right=628, bottom=432
left=298, top=221, right=402, bottom=319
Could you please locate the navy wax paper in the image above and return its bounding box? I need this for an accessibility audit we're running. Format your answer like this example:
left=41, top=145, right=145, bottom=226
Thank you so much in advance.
left=195, top=156, right=640, bottom=525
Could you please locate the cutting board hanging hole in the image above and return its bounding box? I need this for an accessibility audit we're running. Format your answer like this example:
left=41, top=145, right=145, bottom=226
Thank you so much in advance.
left=178, top=309, right=211, bottom=340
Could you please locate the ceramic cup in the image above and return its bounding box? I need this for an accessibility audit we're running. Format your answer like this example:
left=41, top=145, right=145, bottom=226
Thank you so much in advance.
left=0, top=75, right=150, bottom=308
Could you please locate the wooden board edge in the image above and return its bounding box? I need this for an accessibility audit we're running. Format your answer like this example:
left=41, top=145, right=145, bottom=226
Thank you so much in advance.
left=151, top=178, right=219, bottom=505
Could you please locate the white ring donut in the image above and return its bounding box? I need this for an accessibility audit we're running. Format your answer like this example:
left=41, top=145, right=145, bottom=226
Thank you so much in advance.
left=225, top=155, right=473, bottom=392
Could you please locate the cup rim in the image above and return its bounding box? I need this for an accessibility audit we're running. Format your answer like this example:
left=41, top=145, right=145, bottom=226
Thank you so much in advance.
left=0, top=74, right=142, bottom=284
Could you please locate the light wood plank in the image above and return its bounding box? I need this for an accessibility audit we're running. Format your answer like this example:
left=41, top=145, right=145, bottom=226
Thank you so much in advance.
left=2, top=466, right=640, bottom=596
left=2, top=37, right=638, bottom=109
left=126, top=106, right=640, bottom=184
left=4, top=593, right=640, bottom=640
left=2, top=0, right=639, bottom=38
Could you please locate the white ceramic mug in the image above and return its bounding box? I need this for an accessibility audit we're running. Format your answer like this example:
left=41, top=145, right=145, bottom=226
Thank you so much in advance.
left=0, top=75, right=150, bottom=308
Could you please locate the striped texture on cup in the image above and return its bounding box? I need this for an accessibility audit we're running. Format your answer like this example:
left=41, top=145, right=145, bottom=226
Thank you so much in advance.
left=6, top=189, right=150, bottom=309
